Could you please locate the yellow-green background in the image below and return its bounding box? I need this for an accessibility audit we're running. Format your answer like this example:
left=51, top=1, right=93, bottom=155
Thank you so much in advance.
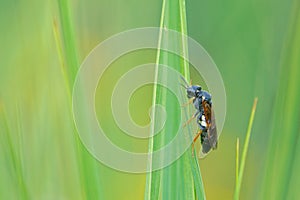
left=1, top=0, right=299, bottom=199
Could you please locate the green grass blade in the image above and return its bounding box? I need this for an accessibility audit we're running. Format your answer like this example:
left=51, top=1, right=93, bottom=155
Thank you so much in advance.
left=0, top=105, right=29, bottom=200
left=234, top=98, right=258, bottom=200
left=52, top=19, right=72, bottom=99
left=144, top=0, right=166, bottom=199
left=261, top=1, right=300, bottom=199
left=56, top=0, right=79, bottom=87
left=55, top=1, right=104, bottom=199
left=236, top=138, right=239, bottom=188
left=144, top=0, right=205, bottom=199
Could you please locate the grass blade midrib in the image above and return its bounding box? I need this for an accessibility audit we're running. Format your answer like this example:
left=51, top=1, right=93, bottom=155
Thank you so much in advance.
left=145, top=0, right=206, bottom=199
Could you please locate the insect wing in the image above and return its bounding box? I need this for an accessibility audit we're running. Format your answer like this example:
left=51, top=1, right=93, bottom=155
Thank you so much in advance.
left=199, top=105, right=218, bottom=158
left=207, top=108, right=218, bottom=150
left=201, top=131, right=212, bottom=154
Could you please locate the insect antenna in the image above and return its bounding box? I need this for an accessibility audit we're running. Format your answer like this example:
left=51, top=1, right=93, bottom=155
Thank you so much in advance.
left=179, top=75, right=190, bottom=88
left=180, top=83, right=188, bottom=89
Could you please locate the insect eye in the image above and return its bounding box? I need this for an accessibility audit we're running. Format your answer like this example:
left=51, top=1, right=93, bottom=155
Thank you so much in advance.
left=187, top=91, right=193, bottom=98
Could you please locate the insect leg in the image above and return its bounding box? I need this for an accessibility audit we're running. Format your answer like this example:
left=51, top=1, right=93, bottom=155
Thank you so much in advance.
left=192, top=129, right=203, bottom=156
left=181, top=97, right=195, bottom=107
left=183, top=110, right=199, bottom=128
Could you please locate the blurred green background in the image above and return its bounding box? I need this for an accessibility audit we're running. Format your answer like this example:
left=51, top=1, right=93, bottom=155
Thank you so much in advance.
left=0, top=0, right=299, bottom=199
